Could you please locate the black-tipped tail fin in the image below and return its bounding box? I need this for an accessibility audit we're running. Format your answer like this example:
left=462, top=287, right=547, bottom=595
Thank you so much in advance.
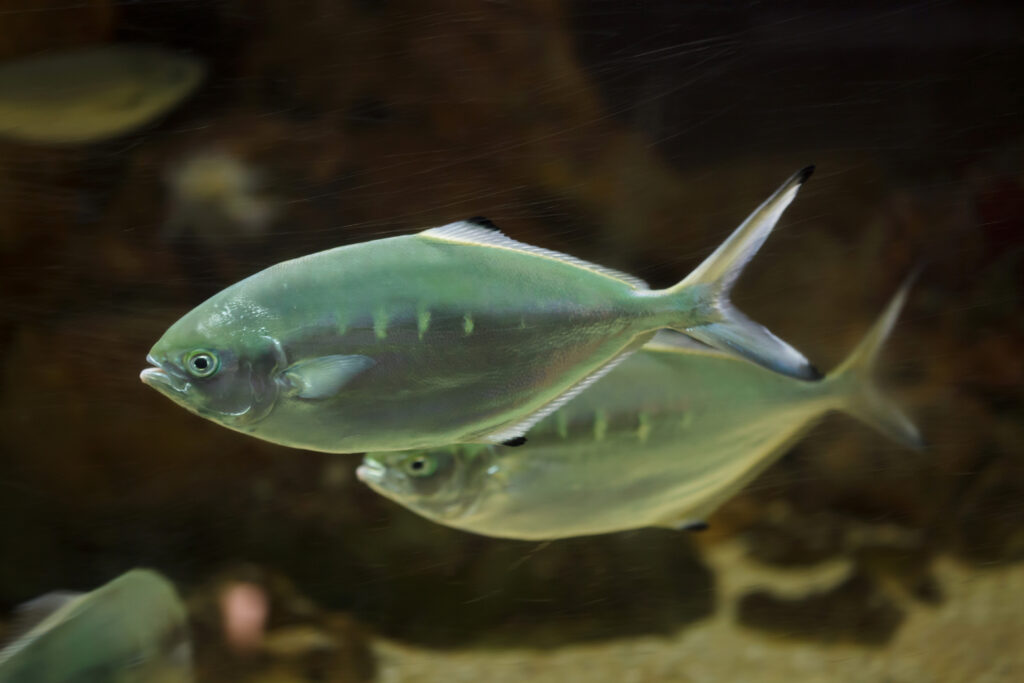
left=827, top=272, right=924, bottom=450
left=666, top=167, right=819, bottom=380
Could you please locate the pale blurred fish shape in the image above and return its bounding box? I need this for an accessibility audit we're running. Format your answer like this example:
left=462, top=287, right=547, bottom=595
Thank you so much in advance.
left=162, top=149, right=279, bottom=246
left=0, top=569, right=193, bottom=683
left=0, top=44, right=205, bottom=144
left=142, top=168, right=818, bottom=454
left=358, top=277, right=923, bottom=540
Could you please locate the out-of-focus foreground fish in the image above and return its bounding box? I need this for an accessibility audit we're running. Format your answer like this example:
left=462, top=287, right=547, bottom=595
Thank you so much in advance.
left=0, top=44, right=204, bottom=144
left=0, top=569, right=193, bottom=683
left=142, top=168, right=818, bottom=453
left=358, top=278, right=923, bottom=540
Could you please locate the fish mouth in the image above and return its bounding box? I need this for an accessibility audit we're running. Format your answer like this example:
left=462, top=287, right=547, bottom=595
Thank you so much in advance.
left=356, top=459, right=386, bottom=485
left=140, top=354, right=188, bottom=395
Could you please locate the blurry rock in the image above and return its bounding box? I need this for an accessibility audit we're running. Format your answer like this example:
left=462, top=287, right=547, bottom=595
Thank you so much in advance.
left=741, top=510, right=847, bottom=567
left=736, top=570, right=905, bottom=646
left=187, top=566, right=374, bottom=683
left=854, top=544, right=943, bottom=605
left=338, top=525, right=715, bottom=649
left=952, top=456, right=1024, bottom=566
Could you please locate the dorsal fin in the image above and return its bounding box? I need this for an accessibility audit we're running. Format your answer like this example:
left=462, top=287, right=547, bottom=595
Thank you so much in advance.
left=421, top=219, right=649, bottom=290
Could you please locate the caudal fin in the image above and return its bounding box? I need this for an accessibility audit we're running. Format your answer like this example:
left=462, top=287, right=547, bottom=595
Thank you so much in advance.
left=825, top=273, right=923, bottom=449
left=664, top=166, right=819, bottom=379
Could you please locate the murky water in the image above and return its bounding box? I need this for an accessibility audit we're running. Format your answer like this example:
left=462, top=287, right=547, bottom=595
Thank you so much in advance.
left=0, top=1, right=1021, bottom=681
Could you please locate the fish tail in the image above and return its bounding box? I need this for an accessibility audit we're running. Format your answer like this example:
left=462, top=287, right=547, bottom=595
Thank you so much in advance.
left=661, top=166, right=819, bottom=380
left=825, top=271, right=924, bottom=450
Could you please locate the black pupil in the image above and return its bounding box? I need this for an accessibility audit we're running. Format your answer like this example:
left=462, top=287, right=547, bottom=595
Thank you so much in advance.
left=411, top=459, right=424, bottom=470
left=193, top=356, right=209, bottom=371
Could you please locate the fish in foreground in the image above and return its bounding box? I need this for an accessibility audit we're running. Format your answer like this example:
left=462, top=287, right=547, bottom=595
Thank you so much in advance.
left=142, top=168, right=817, bottom=453
left=358, top=278, right=923, bottom=540
left=0, top=44, right=204, bottom=144
left=0, top=569, right=193, bottom=682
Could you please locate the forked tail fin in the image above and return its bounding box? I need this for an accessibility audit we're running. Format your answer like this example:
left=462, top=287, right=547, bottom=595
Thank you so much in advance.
left=825, top=272, right=924, bottom=449
left=664, top=166, right=820, bottom=380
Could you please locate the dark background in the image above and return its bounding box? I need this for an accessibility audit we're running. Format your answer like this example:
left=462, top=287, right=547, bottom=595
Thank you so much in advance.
left=0, top=0, right=1020, bottom=668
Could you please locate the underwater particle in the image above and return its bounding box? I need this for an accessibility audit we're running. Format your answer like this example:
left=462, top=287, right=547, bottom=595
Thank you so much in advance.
left=219, top=580, right=270, bottom=655
left=0, top=44, right=205, bottom=145
left=162, top=148, right=279, bottom=246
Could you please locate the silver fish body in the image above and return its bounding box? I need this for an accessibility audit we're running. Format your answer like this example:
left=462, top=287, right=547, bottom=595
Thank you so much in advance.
left=143, top=170, right=817, bottom=453
left=0, top=44, right=204, bottom=144
left=0, top=569, right=193, bottom=683
left=358, top=280, right=922, bottom=540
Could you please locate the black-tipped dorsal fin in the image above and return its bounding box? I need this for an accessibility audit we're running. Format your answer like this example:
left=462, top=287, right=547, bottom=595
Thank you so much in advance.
left=466, top=216, right=500, bottom=231
left=421, top=219, right=649, bottom=290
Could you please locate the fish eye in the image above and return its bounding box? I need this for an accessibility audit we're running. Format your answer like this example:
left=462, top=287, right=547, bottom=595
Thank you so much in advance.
left=184, top=349, right=219, bottom=378
left=405, top=455, right=438, bottom=478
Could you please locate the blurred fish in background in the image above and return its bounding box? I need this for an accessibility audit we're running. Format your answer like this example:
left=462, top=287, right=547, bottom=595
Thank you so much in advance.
left=0, top=569, right=192, bottom=683
left=0, top=44, right=205, bottom=145
left=359, top=276, right=921, bottom=540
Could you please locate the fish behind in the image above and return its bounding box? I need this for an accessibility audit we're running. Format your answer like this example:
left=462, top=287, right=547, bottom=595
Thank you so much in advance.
left=358, top=278, right=923, bottom=540
left=0, top=44, right=205, bottom=144
left=0, top=569, right=193, bottom=683
left=142, top=168, right=818, bottom=454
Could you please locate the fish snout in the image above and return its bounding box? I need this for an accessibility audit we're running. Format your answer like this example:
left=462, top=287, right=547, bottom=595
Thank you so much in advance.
left=140, top=355, right=188, bottom=394
left=356, top=458, right=386, bottom=485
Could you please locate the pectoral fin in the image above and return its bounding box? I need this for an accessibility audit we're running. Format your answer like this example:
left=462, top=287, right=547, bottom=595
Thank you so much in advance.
left=281, top=355, right=375, bottom=399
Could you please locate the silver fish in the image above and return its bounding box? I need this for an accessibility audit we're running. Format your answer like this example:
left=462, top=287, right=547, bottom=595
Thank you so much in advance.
left=142, top=169, right=817, bottom=453
left=0, top=569, right=193, bottom=682
left=0, top=44, right=204, bottom=144
left=358, top=279, right=922, bottom=540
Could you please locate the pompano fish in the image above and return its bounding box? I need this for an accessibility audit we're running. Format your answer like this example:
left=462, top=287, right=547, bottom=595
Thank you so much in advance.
left=0, top=569, right=193, bottom=683
left=357, top=279, right=923, bottom=540
left=0, top=44, right=204, bottom=144
left=142, top=168, right=817, bottom=453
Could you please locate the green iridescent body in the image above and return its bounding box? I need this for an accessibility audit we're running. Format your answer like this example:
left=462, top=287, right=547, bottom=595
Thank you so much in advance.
left=0, top=570, right=193, bottom=683
left=359, top=283, right=922, bottom=540
left=143, top=170, right=816, bottom=453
